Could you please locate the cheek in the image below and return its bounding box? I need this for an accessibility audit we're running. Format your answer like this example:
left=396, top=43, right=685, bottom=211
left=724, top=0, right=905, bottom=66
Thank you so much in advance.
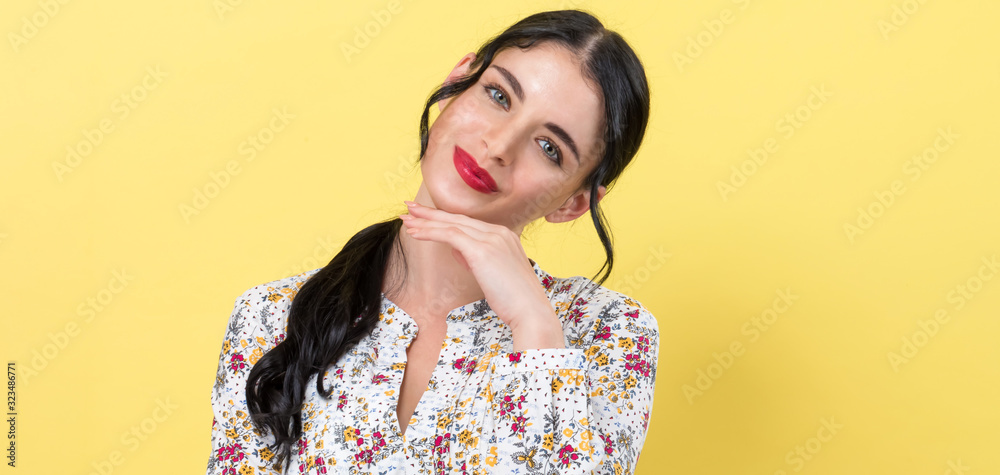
left=510, top=175, right=570, bottom=210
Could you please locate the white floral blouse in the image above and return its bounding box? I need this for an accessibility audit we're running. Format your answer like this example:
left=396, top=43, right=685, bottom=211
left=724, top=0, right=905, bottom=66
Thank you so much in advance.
left=206, top=258, right=659, bottom=474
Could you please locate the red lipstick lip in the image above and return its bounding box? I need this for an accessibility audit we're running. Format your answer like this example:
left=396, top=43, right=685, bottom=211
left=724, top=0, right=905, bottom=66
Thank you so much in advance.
left=453, top=145, right=498, bottom=193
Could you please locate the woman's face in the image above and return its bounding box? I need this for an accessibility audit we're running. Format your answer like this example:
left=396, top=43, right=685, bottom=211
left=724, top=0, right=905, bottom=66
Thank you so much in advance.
left=418, top=42, right=607, bottom=234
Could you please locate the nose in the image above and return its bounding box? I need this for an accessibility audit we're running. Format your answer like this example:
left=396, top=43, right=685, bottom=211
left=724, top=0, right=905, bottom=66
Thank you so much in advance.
left=481, top=118, right=521, bottom=167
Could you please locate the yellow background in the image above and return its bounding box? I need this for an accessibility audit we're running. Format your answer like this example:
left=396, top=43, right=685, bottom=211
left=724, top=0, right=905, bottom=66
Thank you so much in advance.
left=2, top=0, right=998, bottom=473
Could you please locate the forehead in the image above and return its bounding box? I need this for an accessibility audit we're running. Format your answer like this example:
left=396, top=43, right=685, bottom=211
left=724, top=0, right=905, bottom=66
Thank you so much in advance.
left=487, top=43, right=605, bottom=165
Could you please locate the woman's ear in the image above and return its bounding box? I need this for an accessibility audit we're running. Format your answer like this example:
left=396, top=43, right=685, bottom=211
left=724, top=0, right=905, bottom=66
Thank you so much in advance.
left=439, top=52, right=477, bottom=111
left=544, top=185, right=607, bottom=224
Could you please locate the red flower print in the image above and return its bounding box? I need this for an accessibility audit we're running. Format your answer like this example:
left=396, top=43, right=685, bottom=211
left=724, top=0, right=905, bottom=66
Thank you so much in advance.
left=568, top=307, right=585, bottom=324
left=624, top=353, right=651, bottom=377
left=216, top=442, right=246, bottom=463
left=498, top=394, right=526, bottom=417
left=508, top=352, right=522, bottom=363
left=595, top=323, right=612, bottom=340
left=453, top=357, right=477, bottom=374
left=228, top=354, right=246, bottom=372
left=558, top=444, right=581, bottom=466
left=637, top=335, right=651, bottom=353
left=600, top=434, right=615, bottom=455
left=509, top=415, right=527, bottom=436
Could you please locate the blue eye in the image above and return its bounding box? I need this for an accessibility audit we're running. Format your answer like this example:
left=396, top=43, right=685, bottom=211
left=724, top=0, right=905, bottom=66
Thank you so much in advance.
left=538, top=138, right=562, bottom=165
left=484, top=83, right=510, bottom=109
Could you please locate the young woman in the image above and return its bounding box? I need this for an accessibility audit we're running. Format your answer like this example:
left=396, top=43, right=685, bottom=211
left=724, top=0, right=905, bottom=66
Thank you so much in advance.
left=207, top=9, right=658, bottom=474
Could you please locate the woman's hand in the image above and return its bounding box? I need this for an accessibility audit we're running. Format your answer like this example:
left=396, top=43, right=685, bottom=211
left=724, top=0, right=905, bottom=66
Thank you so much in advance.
left=399, top=201, right=564, bottom=350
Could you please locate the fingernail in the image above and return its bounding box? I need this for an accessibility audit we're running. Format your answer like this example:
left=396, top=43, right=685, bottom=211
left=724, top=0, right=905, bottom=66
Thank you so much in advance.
left=404, top=200, right=419, bottom=207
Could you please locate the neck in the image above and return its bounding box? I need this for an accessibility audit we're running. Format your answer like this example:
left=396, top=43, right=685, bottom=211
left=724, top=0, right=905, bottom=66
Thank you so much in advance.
left=383, top=203, right=486, bottom=324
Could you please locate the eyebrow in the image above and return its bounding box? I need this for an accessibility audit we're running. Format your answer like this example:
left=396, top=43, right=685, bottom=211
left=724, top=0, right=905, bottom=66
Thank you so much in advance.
left=490, top=65, right=581, bottom=165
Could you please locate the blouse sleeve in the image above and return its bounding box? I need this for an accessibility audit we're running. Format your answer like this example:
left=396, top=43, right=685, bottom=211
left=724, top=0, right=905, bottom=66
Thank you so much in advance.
left=485, top=297, right=660, bottom=474
left=206, top=288, right=284, bottom=475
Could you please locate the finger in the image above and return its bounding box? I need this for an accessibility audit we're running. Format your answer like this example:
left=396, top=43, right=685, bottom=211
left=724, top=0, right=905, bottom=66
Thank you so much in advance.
left=403, top=217, right=496, bottom=243
left=404, top=202, right=502, bottom=234
left=406, top=224, right=487, bottom=262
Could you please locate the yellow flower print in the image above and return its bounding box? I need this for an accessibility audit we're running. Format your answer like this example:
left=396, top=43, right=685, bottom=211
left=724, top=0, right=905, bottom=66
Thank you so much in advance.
left=617, top=336, right=635, bottom=351
left=624, top=375, right=638, bottom=389
left=238, top=463, right=254, bottom=475
left=563, top=428, right=574, bottom=438
left=584, top=345, right=600, bottom=358
left=249, top=347, right=264, bottom=365
left=437, top=414, right=452, bottom=430
left=543, top=433, right=554, bottom=450
left=223, top=340, right=231, bottom=353
left=225, top=428, right=237, bottom=439
left=391, top=362, right=406, bottom=371
left=551, top=377, right=564, bottom=394
left=595, top=354, right=609, bottom=366
left=267, top=293, right=283, bottom=303
left=259, top=446, right=275, bottom=461
left=343, top=427, right=357, bottom=443
left=486, top=446, right=498, bottom=466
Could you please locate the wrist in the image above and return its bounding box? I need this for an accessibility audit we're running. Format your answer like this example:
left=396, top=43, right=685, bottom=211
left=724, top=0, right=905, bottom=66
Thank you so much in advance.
left=511, top=318, right=565, bottom=351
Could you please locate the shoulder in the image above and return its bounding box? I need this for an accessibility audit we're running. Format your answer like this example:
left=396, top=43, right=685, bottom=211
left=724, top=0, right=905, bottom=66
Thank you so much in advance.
left=225, top=269, right=322, bottom=348
left=544, top=271, right=659, bottom=340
